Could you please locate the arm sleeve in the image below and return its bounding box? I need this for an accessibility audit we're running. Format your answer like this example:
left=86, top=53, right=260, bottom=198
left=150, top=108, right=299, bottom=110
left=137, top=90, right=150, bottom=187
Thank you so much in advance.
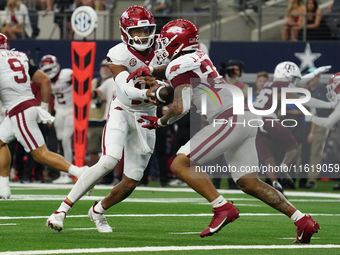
left=114, top=71, right=148, bottom=100
left=301, top=96, right=332, bottom=109
left=299, top=72, right=315, bottom=86
left=28, top=63, right=38, bottom=79
left=311, top=104, right=340, bottom=128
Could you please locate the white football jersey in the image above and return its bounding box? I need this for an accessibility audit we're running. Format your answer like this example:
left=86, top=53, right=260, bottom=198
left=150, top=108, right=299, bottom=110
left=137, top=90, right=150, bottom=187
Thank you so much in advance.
left=106, top=42, right=163, bottom=111
left=52, top=68, right=73, bottom=112
left=166, top=50, right=233, bottom=123
left=0, top=49, right=35, bottom=111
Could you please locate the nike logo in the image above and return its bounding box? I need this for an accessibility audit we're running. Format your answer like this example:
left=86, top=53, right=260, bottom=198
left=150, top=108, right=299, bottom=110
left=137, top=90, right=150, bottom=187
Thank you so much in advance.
left=209, top=213, right=230, bottom=233
left=298, top=229, right=305, bottom=241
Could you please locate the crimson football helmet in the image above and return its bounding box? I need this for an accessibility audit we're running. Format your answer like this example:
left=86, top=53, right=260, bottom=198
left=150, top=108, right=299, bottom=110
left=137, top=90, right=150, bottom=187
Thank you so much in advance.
left=39, top=55, right=60, bottom=79
left=0, top=33, right=9, bottom=50
left=327, top=72, right=340, bottom=101
left=273, top=61, right=301, bottom=86
left=155, top=19, right=199, bottom=62
left=119, top=5, right=156, bottom=51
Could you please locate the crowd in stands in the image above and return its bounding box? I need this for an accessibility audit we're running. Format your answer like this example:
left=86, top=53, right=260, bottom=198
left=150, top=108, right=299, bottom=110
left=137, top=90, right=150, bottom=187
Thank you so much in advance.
left=283, top=0, right=340, bottom=41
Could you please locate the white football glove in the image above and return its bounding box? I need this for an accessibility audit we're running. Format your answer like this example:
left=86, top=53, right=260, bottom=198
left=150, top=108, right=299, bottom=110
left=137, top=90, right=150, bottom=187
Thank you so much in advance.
left=313, top=65, right=332, bottom=76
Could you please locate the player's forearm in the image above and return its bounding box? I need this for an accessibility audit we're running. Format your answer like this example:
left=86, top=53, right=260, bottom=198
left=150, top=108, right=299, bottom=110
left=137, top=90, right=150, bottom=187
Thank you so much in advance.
left=152, top=65, right=167, bottom=80
left=115, top=71, right=148, bottom=100
left=302, top=97, right=332, bottom=109
left=161, top=85, right=192, bottom=125
left=40, top=81, right=52, bottom=104
left=311, top=111, right=340, bottom=129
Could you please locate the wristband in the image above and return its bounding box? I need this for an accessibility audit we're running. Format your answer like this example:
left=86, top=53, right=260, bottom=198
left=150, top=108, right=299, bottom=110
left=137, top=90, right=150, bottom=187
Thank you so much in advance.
left=41, top=102, right=49, bottom=110
left=157, top=118, right=166, bottom=127
left=149, top=66, right=154, bottom=74
left=308, top=133, right=314, bottom=137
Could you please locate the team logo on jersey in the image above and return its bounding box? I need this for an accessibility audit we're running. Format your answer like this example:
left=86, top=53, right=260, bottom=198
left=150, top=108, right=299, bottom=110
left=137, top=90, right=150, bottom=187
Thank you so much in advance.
left=170, top=64, right=181, bottom=73
left=129, top=58, right=137, bottom=67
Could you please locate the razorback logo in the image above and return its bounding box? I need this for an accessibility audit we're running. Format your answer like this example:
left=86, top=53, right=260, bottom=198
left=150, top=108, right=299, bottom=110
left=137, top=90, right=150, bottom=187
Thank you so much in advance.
left=137, top=119, right=145, bottom=123
left=170, top=64, right=181, bottom=73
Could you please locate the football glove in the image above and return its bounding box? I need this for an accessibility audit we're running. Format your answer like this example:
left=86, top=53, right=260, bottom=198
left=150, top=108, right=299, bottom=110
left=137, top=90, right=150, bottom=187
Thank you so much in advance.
left=141, top=115, right=166, bottom=129
left=127, top=67, right=153, bottom=82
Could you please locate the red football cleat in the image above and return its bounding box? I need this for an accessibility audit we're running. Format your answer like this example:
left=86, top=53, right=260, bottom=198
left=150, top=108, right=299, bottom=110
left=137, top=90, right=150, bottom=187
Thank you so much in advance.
left=200, top=201, right=239, bottom=238
left=293, top=214, right=320, bottom=244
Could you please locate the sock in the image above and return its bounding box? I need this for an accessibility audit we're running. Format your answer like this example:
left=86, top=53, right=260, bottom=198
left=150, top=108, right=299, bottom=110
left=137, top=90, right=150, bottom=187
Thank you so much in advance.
left=290, top=210, right=304, bottom=222
left=57, top=201, right=72, bottom=214
left=210, top=195, right=227, bottom=208
left=0, top=176, right=9, bottom=185
left=68, top=165, right=82, bottom=178
left=94, top=200, right=106, bottom=214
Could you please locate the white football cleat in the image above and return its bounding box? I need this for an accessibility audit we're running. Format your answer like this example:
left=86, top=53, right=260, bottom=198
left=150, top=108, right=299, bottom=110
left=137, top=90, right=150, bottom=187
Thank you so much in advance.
left=88, top=202, right=113, bottom=233
left=0, top=185, right=11, bottom=200
left=46, top=211, right=66, bottom=232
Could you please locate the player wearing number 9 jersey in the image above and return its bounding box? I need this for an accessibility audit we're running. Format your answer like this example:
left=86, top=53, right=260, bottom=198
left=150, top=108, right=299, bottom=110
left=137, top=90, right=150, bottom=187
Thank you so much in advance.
left=46, top=5, right=167, bottom=233
left=40, top=55, right=74, bottom=184
left=0, top=33, right=85, bottom=199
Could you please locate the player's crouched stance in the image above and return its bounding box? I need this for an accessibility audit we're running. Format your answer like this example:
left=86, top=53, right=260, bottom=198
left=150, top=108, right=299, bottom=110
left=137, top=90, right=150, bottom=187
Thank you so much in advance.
left=130, top=19, right=320, bottom=243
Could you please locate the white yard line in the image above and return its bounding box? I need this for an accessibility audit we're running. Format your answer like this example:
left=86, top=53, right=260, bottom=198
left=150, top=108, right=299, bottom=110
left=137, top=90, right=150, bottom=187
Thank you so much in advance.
left=5, top=195, right=340, bottom=203
left=1, top=213, right=340, bottom=220
left=8, top=183, right=340, bottom=198
left=2, top=245, right=340, bottom=255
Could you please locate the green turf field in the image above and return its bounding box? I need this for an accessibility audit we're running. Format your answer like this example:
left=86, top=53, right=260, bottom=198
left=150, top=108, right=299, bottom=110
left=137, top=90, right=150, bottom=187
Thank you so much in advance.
left=1, top=180, right=340, bottom=255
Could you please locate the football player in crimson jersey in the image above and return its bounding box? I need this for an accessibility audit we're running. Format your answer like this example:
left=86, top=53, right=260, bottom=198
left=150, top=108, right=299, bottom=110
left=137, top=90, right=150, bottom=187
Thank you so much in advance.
left=40, top=55, right=74, bottom=184
left=129, top=19, right=320, bottom=243
left=0, top=33, right=85, bottom=199
left=46, top=5, right=168, bottom=233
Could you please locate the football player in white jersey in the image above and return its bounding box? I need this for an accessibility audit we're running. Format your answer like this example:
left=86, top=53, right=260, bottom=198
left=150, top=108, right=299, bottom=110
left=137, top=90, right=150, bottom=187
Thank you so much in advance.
left=306, top=72, right=340, bottom=127
left=0, top=33, right=85, bottom=199
left=46, top=5, right=167, bottom=233
left=130, top=19, right=321, bottom=243
left=40, top=55, right=74, bottom=184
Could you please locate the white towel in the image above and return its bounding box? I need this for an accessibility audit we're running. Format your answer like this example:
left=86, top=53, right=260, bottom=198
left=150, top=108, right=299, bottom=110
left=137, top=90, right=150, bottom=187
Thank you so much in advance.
left=36, top=106, right=55, bottom=124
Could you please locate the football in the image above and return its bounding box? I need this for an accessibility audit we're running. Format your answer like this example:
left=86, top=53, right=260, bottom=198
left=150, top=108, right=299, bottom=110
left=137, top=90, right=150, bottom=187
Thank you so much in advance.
left=151, top=85, right=174, bottom=106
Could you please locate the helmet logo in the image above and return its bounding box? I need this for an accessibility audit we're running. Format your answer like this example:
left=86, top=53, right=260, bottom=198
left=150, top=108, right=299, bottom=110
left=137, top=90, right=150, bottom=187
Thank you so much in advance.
left=122, top=11, right=129, bottom=19
left=129, top=58, right=137, bottom=67
left=284, top=63, right=297, bottom=73
left=166, top=26, right=183, bottom=34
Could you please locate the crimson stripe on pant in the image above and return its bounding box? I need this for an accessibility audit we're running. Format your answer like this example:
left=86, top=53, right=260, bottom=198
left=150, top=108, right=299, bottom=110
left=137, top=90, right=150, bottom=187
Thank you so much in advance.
left=191, top=115, right=237, bottom=163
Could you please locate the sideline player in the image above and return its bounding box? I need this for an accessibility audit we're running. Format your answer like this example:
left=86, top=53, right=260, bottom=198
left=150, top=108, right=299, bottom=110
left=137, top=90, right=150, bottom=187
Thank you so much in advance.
left=0, top=33, right=85, bottom=199
left=46, top=5, right=166, bottom=232
left=130, top=19, right=320, bottom=243
left=40, top=54, right=74, bottom=184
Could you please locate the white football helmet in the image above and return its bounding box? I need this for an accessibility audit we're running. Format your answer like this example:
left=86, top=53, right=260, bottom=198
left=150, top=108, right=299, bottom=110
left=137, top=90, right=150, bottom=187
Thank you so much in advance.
left=326, top=72, right=340, bottom=101
left=40, top=55, right=61, bottom=79
left=274, top=61, right=301, bottom=86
